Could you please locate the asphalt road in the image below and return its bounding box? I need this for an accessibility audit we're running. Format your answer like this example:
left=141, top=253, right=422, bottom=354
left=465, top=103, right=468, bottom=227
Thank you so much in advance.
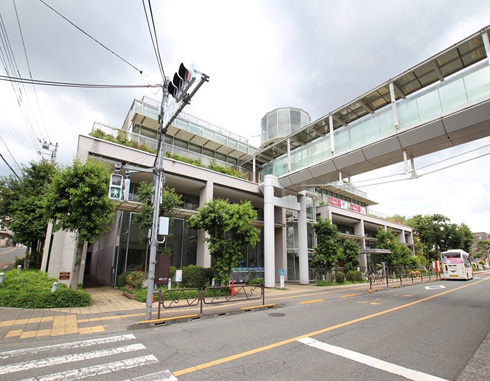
left=1, top=274, right=489, bottom=380
left=0, top=246, right=25, bottom=271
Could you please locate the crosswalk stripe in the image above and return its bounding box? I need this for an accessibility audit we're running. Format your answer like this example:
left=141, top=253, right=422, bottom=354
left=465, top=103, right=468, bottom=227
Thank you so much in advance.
left=125, top=369, right=178, bottom=381
left=0, top=343, right=146, bottom=375
left=17, top=354, right=160, bottom=381
left=298, top=337, right=447, bottom=381
left=0, top=334, right=136, bottom=359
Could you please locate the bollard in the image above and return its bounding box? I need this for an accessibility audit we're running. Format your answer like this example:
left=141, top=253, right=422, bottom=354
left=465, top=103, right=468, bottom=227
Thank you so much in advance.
left=17, top=265, right=22, bottom=274
left=0, top=272, right=4, bottom=284
left=51, top=281, right=58, bottom=292
left=167, top=277, right=171, bottom=290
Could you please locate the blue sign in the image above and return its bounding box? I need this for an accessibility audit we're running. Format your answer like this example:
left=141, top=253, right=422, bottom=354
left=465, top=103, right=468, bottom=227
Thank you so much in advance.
left=280, top=269, right=284, bottom=276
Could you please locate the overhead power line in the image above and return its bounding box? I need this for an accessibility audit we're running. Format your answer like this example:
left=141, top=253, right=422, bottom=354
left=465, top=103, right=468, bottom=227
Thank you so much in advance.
left=0, top=153, right=21, bottom=180
left=38, top=0, right=144, bottom=75
left=0, top=74, right=161, bottom=89
left=141, top=0, right=166, bottom=81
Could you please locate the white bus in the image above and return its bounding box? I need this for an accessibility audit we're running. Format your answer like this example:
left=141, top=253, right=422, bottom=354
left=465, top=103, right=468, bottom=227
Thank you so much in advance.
left=441, top=249, right=473, bottom=280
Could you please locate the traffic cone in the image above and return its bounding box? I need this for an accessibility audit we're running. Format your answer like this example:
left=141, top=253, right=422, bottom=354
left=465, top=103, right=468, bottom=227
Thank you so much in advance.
left=231, top=280, right=235, bottom=296
left=152, top=293, right=156, bottom=303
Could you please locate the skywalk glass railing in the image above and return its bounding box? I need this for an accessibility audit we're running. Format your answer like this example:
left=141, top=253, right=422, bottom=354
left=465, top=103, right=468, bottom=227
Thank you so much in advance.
left=265, top=60, right=490, bottom=177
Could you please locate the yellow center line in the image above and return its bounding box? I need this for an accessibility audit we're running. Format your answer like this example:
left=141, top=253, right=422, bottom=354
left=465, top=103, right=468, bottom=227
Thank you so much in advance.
left=300, top=299, right=324, bottom=305
left=173, top=277, right=489, bottom=377
left=341, top=294, right=358, bottom=298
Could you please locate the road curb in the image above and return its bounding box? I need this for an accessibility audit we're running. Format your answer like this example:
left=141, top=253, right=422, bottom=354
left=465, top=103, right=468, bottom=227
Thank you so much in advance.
left=128, top=303, right=279, bottom=330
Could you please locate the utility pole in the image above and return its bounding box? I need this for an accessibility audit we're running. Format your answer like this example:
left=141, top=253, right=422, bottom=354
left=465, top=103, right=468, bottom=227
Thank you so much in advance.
left=144, top=79, right=169, bottom=321
left=144, top=64, right=209, bottom=320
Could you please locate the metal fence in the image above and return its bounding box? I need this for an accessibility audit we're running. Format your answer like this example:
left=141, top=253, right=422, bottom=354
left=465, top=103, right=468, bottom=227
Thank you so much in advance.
left=157, top=284, right=265, bottom=318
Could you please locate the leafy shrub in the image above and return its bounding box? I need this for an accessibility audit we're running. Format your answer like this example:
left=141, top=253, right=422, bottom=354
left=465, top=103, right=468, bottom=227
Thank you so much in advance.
left=182, top=265, right=211, bottom=288
left=0, top=269, right=91, bottom=308
left=117, top=272, right=132, bottom=288
left=125, top=271, right=145, bottom=288
left=335, top=271, right=345, bottom=284
left=247, top=277, right=264, bottom=286
left=345, top=270, right=363, bottom=283
left=316, top=280, right=335, bottom=287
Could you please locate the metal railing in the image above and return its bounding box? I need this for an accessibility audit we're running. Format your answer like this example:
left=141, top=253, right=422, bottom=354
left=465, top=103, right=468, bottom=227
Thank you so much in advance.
left=157, top=284, right=265, bottom=317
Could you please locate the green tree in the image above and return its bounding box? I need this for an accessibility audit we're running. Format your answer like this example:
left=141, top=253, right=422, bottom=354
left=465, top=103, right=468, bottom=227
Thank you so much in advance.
left=408, top=214, right=473, bottom=261
left=188, top=198, right=258, bottom=285
left=476, top=240, right=490, bottom=261
left=133, top=182, right=183, bottom=250
left=341, top=238, right=360, bottom=270
left=0, top=160, right=57, bottom=268
left=311, top=217, right=342, bottom=277
left=43, top=159, right=115, bottom=287
left=375, top=228, right=414, bottom=266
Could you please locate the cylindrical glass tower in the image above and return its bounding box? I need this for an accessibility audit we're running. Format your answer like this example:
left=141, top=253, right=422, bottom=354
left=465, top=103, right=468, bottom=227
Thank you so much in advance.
left=260, top=107, right=311, bottom=147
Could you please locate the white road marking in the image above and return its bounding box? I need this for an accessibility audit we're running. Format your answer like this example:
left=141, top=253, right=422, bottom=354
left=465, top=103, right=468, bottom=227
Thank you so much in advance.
left=125, top=369, right=178, bottom=381
left=18, top=355, right=160, bottom=381
left=0, top=334, right=136, bottom=359
left=298, top=337, right=447, bottom=381
left=0, top=343, right=146, bottom=375
left=425, top=285, right=446, bottom=290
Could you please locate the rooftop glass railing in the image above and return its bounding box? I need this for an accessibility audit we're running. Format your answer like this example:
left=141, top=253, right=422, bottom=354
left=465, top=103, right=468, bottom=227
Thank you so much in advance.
left=265, top=60, right=490, bottom=177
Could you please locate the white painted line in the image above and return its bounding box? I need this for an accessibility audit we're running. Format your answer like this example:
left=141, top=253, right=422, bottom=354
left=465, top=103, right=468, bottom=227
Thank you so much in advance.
left=298, top=337, right=447, bottom=381
left=125, top=369, right=178, bottom=381
left=0, top=334, right=136, bottom=359
left=18, top=355, right=159, bottom=381
left=0, top=344, right=146, bottom=375
left=425, top=285, right=446, bottom=290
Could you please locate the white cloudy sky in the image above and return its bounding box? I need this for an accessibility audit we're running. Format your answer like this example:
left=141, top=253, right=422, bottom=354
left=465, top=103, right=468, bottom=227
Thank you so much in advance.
left=1, top=1, right=490, bottom=231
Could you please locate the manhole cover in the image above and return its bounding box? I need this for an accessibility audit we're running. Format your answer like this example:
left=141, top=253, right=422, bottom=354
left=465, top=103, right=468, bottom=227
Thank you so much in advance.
left=268, top=312, right=285, bottom=317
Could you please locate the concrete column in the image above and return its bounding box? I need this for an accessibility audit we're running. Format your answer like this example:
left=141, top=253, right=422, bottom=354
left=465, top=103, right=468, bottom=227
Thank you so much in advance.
left=197, top=180, right=213, bottom=268
left=264, top=175, right=276, bottom=288
left=298, top=192, right=309, bottom=285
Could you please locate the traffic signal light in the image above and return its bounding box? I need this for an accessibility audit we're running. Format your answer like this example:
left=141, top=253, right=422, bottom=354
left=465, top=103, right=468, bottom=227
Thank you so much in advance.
left=168, top=63, right=196, bottom=102
left=109, top=174, right=123, bottom=200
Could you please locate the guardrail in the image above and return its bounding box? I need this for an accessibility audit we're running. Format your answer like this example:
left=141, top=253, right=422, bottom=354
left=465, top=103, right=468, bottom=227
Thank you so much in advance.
left=157, top=284, right=265, bottom=318
left=369, top=270, right=442, bottom=290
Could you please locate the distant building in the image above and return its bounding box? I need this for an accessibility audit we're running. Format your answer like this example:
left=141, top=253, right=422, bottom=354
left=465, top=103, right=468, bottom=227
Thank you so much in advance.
left=471, top=232, right=490, bottom=263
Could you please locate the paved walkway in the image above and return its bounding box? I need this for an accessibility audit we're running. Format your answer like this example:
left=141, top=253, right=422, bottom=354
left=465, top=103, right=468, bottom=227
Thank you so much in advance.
left=0, top=281, right=333, bottom=341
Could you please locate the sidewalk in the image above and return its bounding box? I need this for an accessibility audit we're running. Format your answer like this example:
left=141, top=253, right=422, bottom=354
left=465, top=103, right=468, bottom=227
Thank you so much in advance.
left=0, top=281, right=362, bottom=341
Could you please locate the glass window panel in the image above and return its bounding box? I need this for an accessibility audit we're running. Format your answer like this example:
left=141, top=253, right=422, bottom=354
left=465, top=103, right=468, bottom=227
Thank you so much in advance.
left=378, top=108, right=395, bottom=137
left=189, top=123, right=202, bottom=136
left=278, top=109, right=290, bottom=136
left=182, top=221, right=197, bottom=267
left=238, top=143, right=247, bottom=152
left=291, top=109, right=302, bottom=132
left=439, top=74, right=467, bottom=113
left=215, top=152, right=226, bottom=162
left=139, top=126, right=157, bottom=139
left=362, top=114, right=381, bottom=143
left=349, top=120, right=364, bottom=149
left=273, top=155, right=289, bottom=176
left=416, top=87, right=442, bottom=121
left=334, top=127, right=350, bottom=154
left=175, top=118, right=189, bottom=130
left=397, top=96, right=420, bottom=130
left=226, top=156, right=237, bottom=165
left=464, top=61, right=490, bottom=103
left=189, top=143, right=201, bottom=153
left=268, top=112, right=278, bottom=139
left=227, top=138, right=237, bottom=149
left=167, top=219, right=184, bottom=268
left=301, top=110, right=311, bottom=127
left=174, top=138, right=187, bottom=149
left=203, top=147, right=214, bottom=158
left=215, top=134, right=227, bottom=145
left=203, top=129, right=215, bottom=140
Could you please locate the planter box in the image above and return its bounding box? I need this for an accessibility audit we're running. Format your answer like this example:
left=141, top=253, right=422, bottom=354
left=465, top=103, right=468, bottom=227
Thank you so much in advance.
left=122, top=291, right=135, bottom=299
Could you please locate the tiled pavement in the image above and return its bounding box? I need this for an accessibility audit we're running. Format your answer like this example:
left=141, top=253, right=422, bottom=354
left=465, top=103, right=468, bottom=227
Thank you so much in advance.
left=0, top=281, right=329, bottom=341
